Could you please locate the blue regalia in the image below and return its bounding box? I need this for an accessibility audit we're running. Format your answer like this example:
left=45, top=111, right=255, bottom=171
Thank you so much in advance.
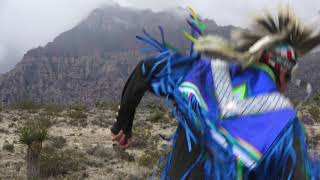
left=112, top=6, right=320, bottom=180
left=135, top=8, right=320, bottom=179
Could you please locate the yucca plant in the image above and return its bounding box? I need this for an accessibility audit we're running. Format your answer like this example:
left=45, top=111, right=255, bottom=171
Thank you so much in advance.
left=19, top=119, right=48, bottom=180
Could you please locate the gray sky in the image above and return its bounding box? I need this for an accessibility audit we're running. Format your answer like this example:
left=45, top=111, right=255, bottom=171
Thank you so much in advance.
left=0, top=0, right=319, bottom=73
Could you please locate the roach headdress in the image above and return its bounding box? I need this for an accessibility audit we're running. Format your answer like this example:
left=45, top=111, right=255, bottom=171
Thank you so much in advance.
left=194, top=6, right=320, bottom=68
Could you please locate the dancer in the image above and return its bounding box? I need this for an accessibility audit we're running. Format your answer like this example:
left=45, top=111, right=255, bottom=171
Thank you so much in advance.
left=111, top=6, right=320, bottom=179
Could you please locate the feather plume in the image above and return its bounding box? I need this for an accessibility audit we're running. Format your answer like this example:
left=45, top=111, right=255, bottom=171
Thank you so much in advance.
left=195, top=5, right=320, bottom=66
left=234, top=5, right=320, bottom=57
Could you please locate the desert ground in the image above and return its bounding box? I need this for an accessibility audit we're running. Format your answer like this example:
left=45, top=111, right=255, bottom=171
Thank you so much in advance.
left=0, top=99, right=319, bottom=180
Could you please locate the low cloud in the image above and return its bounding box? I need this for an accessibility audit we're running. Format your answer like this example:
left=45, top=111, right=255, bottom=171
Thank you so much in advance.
left=0, top=0, right=319, bottom=73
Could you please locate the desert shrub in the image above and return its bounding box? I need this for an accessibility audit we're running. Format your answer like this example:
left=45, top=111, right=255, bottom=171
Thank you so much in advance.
left=147, top=103, right=165, bottom=111
left=43, top=104, right=64, bottom=116
left=84, top=159, right=104, bottom=168
left=118, top=150, right=135, bottom=162
left=308, top=107, right=320, bottom=122
left=91, top=113, right=111, bottom=127
left=148, top=110, right=164, bottom=123
left=27, top=109, right=38, bottom=114
left=23, top=115, right=52, bottom=130
left=3, top=141, right=14, bottom=153
left=11, top=117, right=18, bottom=122
left=112, top=145, right=135, bottom=162
left=132, top=128, right=152, bottom=148
left=8, top=122, right=17, bottom=128
left=67, top=108, right=88, bottom=127
left=68, top=118, right=88, bottom=127
left=70, top=104, right=88, bottom=112
left=40, top=147, right=87, bottom=178
left=49, top=136, right=66, bottom=149
left=132, top=127, right=161, bottom=152
left=86, top=144, right=115, bottom=159
left=0, top=128, right=9, bottom=134
left=308, top=136, right=319, bottom=150
left=68, top=110, right=88, bottom=120
left=138, top=150, right=162, bottom=167
left=13, top=101, right=42, bottom=110
left=38, top=115, right=52, bottom=128
left=138, top=149, right=171, bottom=178
left=146, top=105, right=171, bottom=124
left=95, top=101, right=117, bottom=110
left=313, top=94, right=320, bottom=105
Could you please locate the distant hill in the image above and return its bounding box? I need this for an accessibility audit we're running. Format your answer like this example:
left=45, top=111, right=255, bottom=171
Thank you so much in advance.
left=0, top=5, right=236, bottom=105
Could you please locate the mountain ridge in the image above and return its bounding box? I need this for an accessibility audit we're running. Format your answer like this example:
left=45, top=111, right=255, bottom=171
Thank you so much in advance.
left=0, top=5, right=318, bottom=105
left=0, top=5, right=236, bottom=105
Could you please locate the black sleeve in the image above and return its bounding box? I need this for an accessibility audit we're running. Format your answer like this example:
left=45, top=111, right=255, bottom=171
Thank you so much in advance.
left=111, top=58, right=165, bottom=137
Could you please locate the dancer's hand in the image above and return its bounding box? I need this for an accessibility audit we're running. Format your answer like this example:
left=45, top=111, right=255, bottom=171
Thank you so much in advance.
left=111, top=130, right=131, bottom=150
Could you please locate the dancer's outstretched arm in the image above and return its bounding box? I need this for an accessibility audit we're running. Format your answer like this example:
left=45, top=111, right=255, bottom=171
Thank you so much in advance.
left=110, top=58, right=165, bottom=149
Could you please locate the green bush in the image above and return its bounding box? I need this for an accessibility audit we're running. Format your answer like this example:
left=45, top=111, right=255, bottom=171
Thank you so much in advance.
left=313, top=94, right=320, bottom=104
left=19, top=116, right=50, bottom=180
left=138, top=150, right=162, bottom=167
left=19, top=118, right=48, bottom=146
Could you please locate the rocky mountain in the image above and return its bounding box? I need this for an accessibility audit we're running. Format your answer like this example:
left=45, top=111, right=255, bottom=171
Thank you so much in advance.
left=287, top=52, right=320, bottom=100
left=0, top=5, right=235, bottom=105
left=0, top=4, right=318, bottom=105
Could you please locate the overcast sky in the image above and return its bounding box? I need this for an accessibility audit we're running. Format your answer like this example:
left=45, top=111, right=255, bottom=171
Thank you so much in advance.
left=0, top=0, right=319, bottom=73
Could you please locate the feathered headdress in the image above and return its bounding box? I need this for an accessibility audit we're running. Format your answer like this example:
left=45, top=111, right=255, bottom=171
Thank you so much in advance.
left=194, top=6, right=320, bottom=67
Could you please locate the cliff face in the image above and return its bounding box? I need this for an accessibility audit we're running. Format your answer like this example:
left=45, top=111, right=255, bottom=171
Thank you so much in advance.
left=0, top=51, right=140, bottom=104
left=0, top=5, right=235, bottom=105
left=0, top=5, right=318, bottom=105
left=286, top=52, right=320, bottom=100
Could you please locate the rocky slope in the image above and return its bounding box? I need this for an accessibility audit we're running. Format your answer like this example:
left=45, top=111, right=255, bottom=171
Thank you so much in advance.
left=287, top=52, right=320, bottom=99
left=0, top=5, right=235, bottom=105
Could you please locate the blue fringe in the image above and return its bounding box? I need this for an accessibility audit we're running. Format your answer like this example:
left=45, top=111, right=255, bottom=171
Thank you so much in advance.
left=161, top=127, right=179, bottom=179
left=254, top=122, right=296, bottom=179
